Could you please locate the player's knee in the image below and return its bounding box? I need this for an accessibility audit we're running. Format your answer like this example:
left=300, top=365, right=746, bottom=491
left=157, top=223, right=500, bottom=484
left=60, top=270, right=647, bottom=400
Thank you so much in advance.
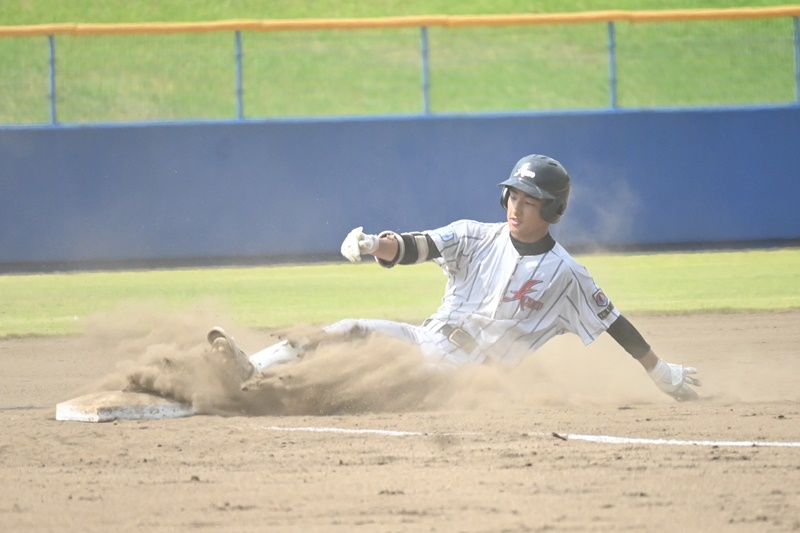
left=248, top=340, right=304, bottom=373
left=324, top=318, right=369, bottom=339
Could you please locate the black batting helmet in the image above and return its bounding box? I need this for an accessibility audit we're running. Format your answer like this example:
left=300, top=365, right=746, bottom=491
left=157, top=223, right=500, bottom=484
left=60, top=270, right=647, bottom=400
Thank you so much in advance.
left=498, top=154, right=571, bottom=224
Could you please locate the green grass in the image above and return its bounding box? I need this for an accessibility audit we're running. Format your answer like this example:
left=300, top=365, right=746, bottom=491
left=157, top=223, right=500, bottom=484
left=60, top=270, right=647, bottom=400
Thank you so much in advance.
left=1, top=0, right=797, bottom=123
left=579, top=248, right=800, bottom=313
left=2, top=248, right=798, bottom=338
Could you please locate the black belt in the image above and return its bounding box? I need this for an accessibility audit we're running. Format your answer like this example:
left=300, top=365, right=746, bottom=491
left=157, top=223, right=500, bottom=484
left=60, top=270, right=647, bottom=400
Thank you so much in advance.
left=423, top=319, right=478, bottom=354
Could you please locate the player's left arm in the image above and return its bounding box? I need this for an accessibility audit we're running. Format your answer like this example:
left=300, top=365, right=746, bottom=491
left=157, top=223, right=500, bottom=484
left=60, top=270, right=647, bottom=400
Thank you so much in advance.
left=606, top=315, right=701, bottom=401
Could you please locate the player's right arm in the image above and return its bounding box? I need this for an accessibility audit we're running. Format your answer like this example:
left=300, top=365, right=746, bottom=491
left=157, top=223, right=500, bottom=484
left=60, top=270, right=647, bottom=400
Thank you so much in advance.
left=372, top=233, right=401, bottom=263
left=340, top=226, right=440, bottom=266
left=340, top=226, right=388, bottom=262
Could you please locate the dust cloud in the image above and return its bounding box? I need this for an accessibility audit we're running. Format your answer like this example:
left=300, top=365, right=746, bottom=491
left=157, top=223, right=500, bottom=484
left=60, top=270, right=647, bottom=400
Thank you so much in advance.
left=74, top=304, right=673, bottom=417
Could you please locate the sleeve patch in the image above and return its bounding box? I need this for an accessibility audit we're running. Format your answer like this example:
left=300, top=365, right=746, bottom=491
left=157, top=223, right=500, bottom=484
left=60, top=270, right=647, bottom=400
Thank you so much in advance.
left=434, top=227, right=455, bottom=242
left=592, top=289, right=609, bottom=307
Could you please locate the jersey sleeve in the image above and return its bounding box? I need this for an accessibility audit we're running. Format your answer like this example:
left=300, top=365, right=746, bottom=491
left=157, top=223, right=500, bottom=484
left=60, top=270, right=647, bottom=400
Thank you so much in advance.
left=563, top=263, right=620, bottom=346
left=425, top=221, right=461, bottom=263
left=425, top=220, right=494, bottom=270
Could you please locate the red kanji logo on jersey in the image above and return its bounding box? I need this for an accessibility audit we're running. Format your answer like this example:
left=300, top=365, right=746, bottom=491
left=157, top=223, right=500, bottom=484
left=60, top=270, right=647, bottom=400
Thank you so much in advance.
left=504, top=279, right=544, bottom=310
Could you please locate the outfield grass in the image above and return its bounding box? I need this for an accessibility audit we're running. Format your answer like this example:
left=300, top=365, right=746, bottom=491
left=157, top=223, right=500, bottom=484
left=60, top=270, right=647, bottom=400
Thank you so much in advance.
left=1, top=0, right=797, bottom=123
left=2, top=248, right=798, bottom=338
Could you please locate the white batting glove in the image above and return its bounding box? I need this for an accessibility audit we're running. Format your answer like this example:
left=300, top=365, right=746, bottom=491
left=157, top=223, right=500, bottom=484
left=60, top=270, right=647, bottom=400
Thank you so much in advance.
left=648, top=359, right=701, bottom=401
left=340, top=226, right=380, bottom=262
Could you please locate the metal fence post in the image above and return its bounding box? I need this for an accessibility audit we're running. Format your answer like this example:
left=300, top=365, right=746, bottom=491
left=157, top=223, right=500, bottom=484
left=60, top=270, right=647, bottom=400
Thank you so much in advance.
left=420, top=26, right=431, bottom=115
left=794, top=17, right=800, bottom=104
left=607, top=21, right=617, bottom=110
left=235, top=30, right=244, bottom=120
left=48, top=35, right=57, bottom=125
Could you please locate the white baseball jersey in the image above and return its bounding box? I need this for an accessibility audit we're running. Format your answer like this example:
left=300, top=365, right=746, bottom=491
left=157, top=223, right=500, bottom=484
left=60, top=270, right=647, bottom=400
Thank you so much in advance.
left=326, top=219, right=619, bottom=368
left=424, top=219, right=619, bottom=366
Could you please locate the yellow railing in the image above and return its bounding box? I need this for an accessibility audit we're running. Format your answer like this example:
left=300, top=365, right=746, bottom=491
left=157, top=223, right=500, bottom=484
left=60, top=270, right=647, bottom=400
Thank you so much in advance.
left=2, top=6, right=800, bottom=36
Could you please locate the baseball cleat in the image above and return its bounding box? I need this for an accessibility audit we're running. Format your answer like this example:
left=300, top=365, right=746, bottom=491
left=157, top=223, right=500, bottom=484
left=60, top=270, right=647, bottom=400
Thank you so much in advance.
left=207, top=327, right=255, bottom=382
left=206, top=326, right=230, bottom=345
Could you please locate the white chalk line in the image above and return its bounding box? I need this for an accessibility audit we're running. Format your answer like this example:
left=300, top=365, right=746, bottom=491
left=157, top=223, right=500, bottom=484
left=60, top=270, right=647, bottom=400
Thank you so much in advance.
left=260, top=425, right=800, bottom=448
left=562, top=433, right=800, bottom=448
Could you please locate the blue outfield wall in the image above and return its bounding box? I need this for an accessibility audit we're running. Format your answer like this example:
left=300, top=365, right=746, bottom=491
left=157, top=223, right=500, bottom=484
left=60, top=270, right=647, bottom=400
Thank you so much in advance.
left=1, top=106, right=799, bottom=266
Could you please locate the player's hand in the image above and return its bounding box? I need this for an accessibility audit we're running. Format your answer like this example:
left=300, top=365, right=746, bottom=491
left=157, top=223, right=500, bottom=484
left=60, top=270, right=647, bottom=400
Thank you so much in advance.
left=340, top=226, right=380, bottom=262
left=647, top=359, right=701, bottom=401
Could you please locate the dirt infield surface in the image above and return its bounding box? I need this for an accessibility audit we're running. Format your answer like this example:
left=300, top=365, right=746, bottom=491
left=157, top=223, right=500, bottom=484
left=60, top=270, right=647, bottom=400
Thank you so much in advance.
left=2, top=310, right=799, bottom=532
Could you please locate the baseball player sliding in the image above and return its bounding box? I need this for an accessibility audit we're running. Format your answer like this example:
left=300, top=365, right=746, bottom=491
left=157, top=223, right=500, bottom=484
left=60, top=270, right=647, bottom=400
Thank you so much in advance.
left=209, top=154, right=701, bottom=401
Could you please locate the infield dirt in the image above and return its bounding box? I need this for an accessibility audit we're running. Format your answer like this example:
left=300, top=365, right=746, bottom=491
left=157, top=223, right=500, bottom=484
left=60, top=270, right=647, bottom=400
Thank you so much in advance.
left=1, top=309, right=799, bottom=532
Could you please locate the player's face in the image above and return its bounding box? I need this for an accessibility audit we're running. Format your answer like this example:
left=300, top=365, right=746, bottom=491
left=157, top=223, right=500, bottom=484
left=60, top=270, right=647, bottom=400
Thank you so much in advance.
left=506, top=188, right=549, bottom=243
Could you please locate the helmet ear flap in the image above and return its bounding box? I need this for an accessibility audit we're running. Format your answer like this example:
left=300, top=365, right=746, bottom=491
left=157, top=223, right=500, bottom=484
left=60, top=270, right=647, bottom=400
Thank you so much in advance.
left=500, top=186, right=510, bottom=209
left=540, top=198, right=568, bottom=224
